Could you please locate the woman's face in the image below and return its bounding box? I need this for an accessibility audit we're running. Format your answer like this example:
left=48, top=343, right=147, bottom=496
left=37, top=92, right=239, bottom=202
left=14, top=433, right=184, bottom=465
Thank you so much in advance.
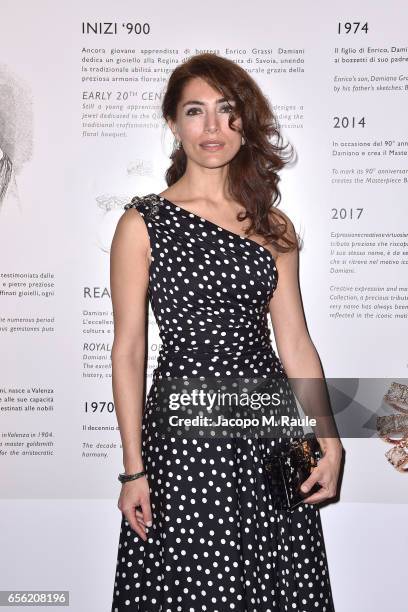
left=169, top=77, right=243, bottom=169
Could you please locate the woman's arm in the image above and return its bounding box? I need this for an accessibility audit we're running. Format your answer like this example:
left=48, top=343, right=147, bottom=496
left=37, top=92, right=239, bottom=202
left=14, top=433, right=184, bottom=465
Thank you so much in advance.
left=268, top=213, right=342, bottom=455
left=110, top=207, right=151, bottom=474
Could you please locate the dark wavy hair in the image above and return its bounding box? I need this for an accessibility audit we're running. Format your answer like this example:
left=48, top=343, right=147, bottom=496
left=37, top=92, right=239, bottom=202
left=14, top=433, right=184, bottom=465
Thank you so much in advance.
left=161, top=53, right=299, bottom=254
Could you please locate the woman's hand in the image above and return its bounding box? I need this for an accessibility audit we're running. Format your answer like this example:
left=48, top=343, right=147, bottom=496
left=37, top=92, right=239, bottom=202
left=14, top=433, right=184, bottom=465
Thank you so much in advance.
left=117, top=476, right=152, bottom=541
left=300, top=441, right=343, bottom=505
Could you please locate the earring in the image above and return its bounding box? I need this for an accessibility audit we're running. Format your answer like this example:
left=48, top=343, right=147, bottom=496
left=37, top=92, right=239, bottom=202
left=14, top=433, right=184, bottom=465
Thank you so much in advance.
left=241, top=135, right=246, bottom=146
left=174, top=138, right=182, bottom=149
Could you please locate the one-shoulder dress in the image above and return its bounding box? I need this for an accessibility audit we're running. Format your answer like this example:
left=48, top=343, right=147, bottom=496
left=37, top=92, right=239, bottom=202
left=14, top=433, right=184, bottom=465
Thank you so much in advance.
left=111, top=193, right=335, bottom=612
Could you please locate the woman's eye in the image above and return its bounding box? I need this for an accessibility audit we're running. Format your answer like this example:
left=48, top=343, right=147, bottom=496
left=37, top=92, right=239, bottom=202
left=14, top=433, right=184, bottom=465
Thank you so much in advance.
left=220, top=104, right=233, bottom=113
left=186, top=107, right=201, bottom=116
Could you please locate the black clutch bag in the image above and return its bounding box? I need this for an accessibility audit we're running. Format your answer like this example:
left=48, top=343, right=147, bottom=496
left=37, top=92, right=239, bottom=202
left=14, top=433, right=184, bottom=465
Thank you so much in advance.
left=262, top=434, right=322, bottom=511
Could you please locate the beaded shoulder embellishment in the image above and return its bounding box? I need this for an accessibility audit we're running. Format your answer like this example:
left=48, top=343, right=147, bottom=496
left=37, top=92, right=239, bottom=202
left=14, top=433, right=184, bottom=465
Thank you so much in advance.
left=124, top=193, right=162, bottom=218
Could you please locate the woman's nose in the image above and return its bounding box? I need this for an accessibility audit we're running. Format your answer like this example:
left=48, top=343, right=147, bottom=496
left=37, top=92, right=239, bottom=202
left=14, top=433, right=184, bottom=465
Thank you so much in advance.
left=203, top=110, right=220, bottom=133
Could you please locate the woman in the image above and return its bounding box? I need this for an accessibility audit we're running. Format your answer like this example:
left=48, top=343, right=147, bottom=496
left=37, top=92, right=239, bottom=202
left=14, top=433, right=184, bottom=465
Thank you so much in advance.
left=110, top=53, right=343, bottom=611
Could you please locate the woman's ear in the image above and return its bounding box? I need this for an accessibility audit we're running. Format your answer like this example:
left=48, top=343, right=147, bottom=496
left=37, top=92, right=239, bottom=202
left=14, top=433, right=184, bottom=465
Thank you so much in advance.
left=167, top=119, right=178, bottom=139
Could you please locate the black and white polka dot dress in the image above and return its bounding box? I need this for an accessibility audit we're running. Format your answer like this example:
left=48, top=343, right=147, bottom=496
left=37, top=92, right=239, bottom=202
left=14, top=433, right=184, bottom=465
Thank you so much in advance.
left=111, top=193, right=336, bottom=612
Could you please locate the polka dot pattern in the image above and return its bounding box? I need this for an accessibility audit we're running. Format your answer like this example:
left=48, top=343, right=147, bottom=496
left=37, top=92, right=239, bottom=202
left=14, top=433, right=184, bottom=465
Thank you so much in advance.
left=111, top=194, right=335, bottom=611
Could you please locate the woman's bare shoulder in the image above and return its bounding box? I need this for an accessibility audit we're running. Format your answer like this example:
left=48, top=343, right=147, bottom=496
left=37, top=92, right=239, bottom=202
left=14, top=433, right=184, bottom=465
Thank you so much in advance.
left=268, top=207, right=298, bottom=261
left=112, top=200, right=151, bottom=265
